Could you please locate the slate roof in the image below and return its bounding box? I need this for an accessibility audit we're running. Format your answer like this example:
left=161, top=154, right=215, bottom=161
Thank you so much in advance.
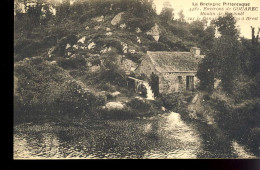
left=146, top=51, right=203, bottom=73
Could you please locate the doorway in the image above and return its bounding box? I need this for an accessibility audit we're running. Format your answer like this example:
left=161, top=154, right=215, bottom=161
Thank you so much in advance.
left=186, top=76, right=194, bottom=91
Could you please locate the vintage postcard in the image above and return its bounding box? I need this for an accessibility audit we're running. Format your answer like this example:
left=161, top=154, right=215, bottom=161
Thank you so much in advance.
left=14, top=0, right=260, bottom=159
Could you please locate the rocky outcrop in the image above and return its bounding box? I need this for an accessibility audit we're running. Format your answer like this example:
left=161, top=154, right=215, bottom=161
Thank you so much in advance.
left=111, top=12, right=124, bottom=26
left=146, top=23, right=160, bottom=42
left=88, top=42, right=96, bottom=50
left=77, top=36, right=86, bottom=44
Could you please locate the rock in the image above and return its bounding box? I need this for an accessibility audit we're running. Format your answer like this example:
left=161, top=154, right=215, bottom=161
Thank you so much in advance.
left=100, top=46, right=112, bottom=54
left=106, top=32, right=113, bottom=36
left=49, top=5, right=56, bottom=16
left=92, top=15, right=104, bottom=22
left=90, top=65, right=100, bottom=72
left=65, top=43, right=71, bottom=49
left=106, top=27, right=111, bottom=31
left=72, top=44, right=79, bottom=50
left=146, top=23, right=160, bottom=42
left=105, top=102, right=124, bottom=110
left=136, top=27, right=142, bottom=33
left=119, top=23, right=126, bottom=29
left=214, top=78, right=221, bottom=89
left=88, top=42, right=96, bottom=50
left=137, top=37, right=141, bottom=44
left=85, top=26, right=89, bottom=30
left=152, top=35, right=160, bottom=42
left=129, top=49, right=136, bottom=54
left=110, top=91, right=121, bottom=97
left=111, top=12, right=124, bottom=26
left=77, top=36, right=86, bottom=44
left=94, top=26, right=101, bottom=30
left=80, top=46, right=87, bottom=50
left=50, top=60, right=57, bottom=65
left=121, top=42, right=128, bottom=54
left=48, top=47, right=55, bottom=58
left=161, top=106, right=166, bottom=111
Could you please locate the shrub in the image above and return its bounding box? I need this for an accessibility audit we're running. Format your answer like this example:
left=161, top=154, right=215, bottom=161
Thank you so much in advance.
left=159, top=93, right=187, bottom=112
left=56, top=55, right=86, bottom=70
left=126, top=98, right=151, bottom=112
left=97, top=107, right=135, bottom=120
left=14, top=57, right=103, bottom=123
left=231, top=74, right=258, bottom=102
left=147, top=42, right=170, bottom=51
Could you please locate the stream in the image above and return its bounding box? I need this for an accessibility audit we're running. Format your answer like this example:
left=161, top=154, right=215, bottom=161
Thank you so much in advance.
left=14, top=112, right=257, bottom=159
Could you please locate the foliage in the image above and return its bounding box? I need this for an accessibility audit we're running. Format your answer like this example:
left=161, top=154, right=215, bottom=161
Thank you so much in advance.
left=198, top=13, right=247, bottom=94
left=213, top=13, right=239, bottom=38
left=100, top=51, right=127, bottom=86
left=126, top=98, right=151, bottom=111
left=149, top=72, right=159, bottom=97
left=208, top=92, right=260, bottom=155
left=56, top=55, right=87, bottom=70
left=159, top=1, right=174, bottom=23
left=159, top=93, right=184, bottom=111
left=178, top=9, right=185, bottom=22
left=14, top=57, right=104, bottom=123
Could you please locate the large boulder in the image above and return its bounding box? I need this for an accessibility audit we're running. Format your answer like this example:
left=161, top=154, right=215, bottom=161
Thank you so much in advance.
left=111, top=12, right=124, bottom=26
left=105, top=102, right=125, bottom=110
left=146, top=23, right=160, bottom=42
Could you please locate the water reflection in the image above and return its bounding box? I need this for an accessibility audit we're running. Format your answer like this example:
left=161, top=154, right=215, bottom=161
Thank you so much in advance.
left=13, top=112, right=256, bottom=159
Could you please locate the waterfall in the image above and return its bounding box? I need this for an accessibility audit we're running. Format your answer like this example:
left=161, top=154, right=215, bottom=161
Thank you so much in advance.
left=142, top=81, right=154, bottom=100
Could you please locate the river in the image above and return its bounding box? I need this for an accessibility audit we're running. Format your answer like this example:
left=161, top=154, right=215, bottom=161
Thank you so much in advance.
left=13, top=112, right=257, bottom=159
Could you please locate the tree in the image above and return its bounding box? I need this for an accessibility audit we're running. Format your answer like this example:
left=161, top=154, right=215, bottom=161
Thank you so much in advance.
left=198, top=13, right=242, bottom=93
left=214, top=13, right=238, bottom=38
left=178, top=9, right=185, bottom=22
left=198, top=25, right=216, bottom=53
left=159, top=0, right=174, bottom=23
left=149, top=72, right=159, bottom=97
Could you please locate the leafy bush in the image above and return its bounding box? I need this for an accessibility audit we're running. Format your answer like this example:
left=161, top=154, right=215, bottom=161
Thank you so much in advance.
left=126, top=98, right=151, bottom=111
left=231, top=74, right=258, bottom=102
left=159, top=93, right=187, bottom=112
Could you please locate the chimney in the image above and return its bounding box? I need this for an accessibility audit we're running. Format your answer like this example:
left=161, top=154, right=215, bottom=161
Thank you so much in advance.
left=190, top=47, right=200, bottom=56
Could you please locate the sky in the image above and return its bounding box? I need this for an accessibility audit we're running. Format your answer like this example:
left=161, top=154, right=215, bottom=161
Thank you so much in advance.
left=16, top=0, right=260, bottom=38
left=153, top=0, right=260, bottom=38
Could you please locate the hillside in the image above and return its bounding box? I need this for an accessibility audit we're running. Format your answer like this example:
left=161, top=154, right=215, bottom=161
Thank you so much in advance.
left=14, top=0, right=213, bottom=119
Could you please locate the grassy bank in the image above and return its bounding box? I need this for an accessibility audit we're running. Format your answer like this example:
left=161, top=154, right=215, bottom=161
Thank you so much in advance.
left=181, top=90, right=260, bottom=157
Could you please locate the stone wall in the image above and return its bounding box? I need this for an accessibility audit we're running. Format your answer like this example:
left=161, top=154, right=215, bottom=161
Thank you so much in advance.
left=135, top=57, right=160, bottom=78
left=159, top=72, right=198, bottom=93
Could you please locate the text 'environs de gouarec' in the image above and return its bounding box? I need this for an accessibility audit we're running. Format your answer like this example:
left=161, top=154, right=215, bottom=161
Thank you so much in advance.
left=199, top=2, right=258, bottom=11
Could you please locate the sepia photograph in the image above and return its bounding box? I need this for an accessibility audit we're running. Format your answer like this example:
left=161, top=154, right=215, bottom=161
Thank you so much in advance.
left=13, top=0, right=260, bottom=159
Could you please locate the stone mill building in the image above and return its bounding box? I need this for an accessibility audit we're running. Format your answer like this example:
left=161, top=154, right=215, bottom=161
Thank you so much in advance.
left=134, top=47, right=204, bottom=94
